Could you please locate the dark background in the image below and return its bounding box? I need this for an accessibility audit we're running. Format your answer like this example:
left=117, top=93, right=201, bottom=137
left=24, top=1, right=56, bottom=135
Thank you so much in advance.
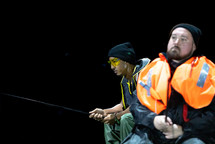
left=1, top=2, right=214, bottom=143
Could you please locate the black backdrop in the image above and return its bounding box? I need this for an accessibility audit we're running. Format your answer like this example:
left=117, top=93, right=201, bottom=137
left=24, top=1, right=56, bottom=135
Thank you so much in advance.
left=1, top=2, right=215, bottom=143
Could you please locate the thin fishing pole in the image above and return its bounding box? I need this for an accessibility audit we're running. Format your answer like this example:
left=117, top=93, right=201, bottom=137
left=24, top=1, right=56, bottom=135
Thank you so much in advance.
left=0, top=92, right=89, bottom=115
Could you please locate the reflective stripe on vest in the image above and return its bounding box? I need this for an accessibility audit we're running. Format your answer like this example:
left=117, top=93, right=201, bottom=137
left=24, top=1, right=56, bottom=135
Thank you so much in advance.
left=139, top=68, right=153, bottom=96
left=197, top=62, right=209, bottom=88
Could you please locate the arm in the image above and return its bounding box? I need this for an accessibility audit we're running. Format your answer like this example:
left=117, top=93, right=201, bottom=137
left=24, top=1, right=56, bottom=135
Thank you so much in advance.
left=161, top=96, right=215, bottom=141
left=115, top=106, right=130, bottom=120
left=130, top=90, right=158, bottom=129
left=131, top=90, right=183, bottom=139
left=130, top=91, right=184, bottom=139
left=103, top=101, right=124, bottom=114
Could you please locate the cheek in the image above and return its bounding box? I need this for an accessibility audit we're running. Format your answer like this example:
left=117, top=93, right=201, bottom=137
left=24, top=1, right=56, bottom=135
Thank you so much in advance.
left=180, top=45, right=193, bottom=56
left=167, top=41, right=173, bottom=51
left=116, top=65, right=123, bottom=74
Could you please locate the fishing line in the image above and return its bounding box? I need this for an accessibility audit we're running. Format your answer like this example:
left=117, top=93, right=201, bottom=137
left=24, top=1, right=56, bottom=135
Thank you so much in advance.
left=0, top=92, right=89, bottom=115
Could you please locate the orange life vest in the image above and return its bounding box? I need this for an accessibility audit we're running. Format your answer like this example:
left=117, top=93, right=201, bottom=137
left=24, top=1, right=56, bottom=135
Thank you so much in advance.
left=137, top=53, right=215, bottom=114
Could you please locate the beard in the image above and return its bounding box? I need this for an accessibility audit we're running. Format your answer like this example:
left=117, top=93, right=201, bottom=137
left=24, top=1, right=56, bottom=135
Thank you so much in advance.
left=167, top=46, right=181, bottom=60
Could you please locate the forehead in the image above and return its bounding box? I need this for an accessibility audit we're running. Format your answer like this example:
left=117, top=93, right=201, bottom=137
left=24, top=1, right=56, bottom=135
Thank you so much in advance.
left=109, top=57, right=119, bottom=60
left=172, top=27, right=192, bottom=37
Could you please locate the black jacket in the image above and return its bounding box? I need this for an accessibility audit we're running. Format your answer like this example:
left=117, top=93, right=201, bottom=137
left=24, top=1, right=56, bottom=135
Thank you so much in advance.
left=121, top=58, right=150, bottom=109
left=130, top=54, right=215, bottom=144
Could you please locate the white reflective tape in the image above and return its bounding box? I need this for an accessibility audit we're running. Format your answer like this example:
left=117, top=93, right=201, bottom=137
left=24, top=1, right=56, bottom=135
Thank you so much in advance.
left=197, top=63, right=209, bottom=88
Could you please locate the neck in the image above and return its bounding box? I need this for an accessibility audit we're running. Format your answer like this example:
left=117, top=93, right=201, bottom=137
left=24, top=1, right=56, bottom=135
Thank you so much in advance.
left=172, top=55, right=193, bottom=64
left=125, top=64, right=135, bottom=80
left=172, top=59, right=181, bottom=63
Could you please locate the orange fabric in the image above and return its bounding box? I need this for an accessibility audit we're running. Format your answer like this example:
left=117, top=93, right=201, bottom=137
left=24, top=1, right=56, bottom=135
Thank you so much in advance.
left=137, top=53, right=170, bottom=114
left=171, top=56, right=215, bottom=109
left=137, top=53, right=215, bottom=114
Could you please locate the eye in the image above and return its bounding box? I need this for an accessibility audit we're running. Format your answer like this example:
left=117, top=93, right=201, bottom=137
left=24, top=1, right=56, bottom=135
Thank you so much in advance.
left=181, top=37, right=187, bottom=42
left=171, top=35, right=177, bottom=40
left=112, top=58, right=119, bottom=63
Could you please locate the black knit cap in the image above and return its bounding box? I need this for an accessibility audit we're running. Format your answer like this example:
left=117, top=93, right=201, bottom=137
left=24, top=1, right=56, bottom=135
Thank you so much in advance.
left=108, top=42, right=136, bottom=65
left=170, top=23, right=202, bottom=47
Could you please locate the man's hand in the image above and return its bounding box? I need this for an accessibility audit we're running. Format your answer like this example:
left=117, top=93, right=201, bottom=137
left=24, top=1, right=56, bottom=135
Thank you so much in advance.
left=102, top=114, right=116, bottom=125
left=163, top=124, right=183, bottom=139
left=153, top=115, right=183, bottom=139
left=153, top=115, right=173, bottom=132
left=89, top=108, right=106, bottom=121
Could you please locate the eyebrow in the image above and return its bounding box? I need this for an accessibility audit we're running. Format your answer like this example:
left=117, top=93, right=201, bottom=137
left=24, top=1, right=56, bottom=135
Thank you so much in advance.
left=171, top=34, right=188, bottom=38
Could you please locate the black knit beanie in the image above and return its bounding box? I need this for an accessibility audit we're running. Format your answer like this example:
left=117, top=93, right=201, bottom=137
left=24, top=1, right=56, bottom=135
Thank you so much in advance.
left=108, top=42, right=136, bottom=65
left=170, top=23, right=202, bottom=47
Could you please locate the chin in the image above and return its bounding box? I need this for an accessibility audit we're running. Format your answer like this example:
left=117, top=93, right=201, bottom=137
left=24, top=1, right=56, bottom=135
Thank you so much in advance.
left=167, top=52, right=180, bottom=60
left=116, top=73, right=122, bottom=76
left=116, top=73, right=120, bottom=76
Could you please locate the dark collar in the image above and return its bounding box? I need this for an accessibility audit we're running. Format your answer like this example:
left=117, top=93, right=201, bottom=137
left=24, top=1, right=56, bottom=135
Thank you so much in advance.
left=161, top=52, right=193, bottom=69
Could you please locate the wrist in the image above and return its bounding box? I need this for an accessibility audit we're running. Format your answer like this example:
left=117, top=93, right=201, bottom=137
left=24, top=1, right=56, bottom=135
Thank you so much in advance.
left=114, top=112, right=120, bottom=123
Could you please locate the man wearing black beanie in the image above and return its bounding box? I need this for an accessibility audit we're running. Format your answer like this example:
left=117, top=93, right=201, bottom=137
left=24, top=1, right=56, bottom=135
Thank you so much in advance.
left=170, top=23, right=202, bottom=48
left=107, top=42, right=136, bottom=65
left=122, top=23, right=215, bottom=144
left=89, top=42, right=151, bottom=144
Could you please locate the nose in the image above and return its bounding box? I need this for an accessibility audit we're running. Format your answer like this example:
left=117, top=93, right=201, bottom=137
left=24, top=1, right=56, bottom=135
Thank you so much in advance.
left=173, top=38, right=180, bottom=46
left=111, top=65, right=115, bottom=70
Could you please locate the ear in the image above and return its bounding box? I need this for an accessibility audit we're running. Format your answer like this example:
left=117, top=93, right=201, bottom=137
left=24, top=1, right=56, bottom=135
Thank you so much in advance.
left=124, top=62, right=128, bottom=69
left=192, top=43, right=197, bottom=53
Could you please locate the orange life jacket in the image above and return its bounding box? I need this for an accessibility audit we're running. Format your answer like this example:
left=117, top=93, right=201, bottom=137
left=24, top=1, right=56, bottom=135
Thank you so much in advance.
left=137, top=53, right=215, bottom=114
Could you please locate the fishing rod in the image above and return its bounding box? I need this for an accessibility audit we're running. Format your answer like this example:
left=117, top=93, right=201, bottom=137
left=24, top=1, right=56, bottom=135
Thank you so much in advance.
left=0, top=92, right=89, bottom=115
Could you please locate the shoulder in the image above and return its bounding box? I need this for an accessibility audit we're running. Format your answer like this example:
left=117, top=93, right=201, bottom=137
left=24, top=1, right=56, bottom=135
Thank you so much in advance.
left=135, top=58, right=151, bottom=72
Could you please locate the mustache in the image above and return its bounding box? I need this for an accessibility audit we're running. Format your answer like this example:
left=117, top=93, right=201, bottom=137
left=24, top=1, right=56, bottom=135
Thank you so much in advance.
left=171, top=46, right=180, bottom=49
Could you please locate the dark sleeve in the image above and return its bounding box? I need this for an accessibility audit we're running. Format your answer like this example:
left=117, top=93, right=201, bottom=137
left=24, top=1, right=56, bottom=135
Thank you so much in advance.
left=183, top=96, right=215, bottom=137
left=130, top=90, right=158, bottom=129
